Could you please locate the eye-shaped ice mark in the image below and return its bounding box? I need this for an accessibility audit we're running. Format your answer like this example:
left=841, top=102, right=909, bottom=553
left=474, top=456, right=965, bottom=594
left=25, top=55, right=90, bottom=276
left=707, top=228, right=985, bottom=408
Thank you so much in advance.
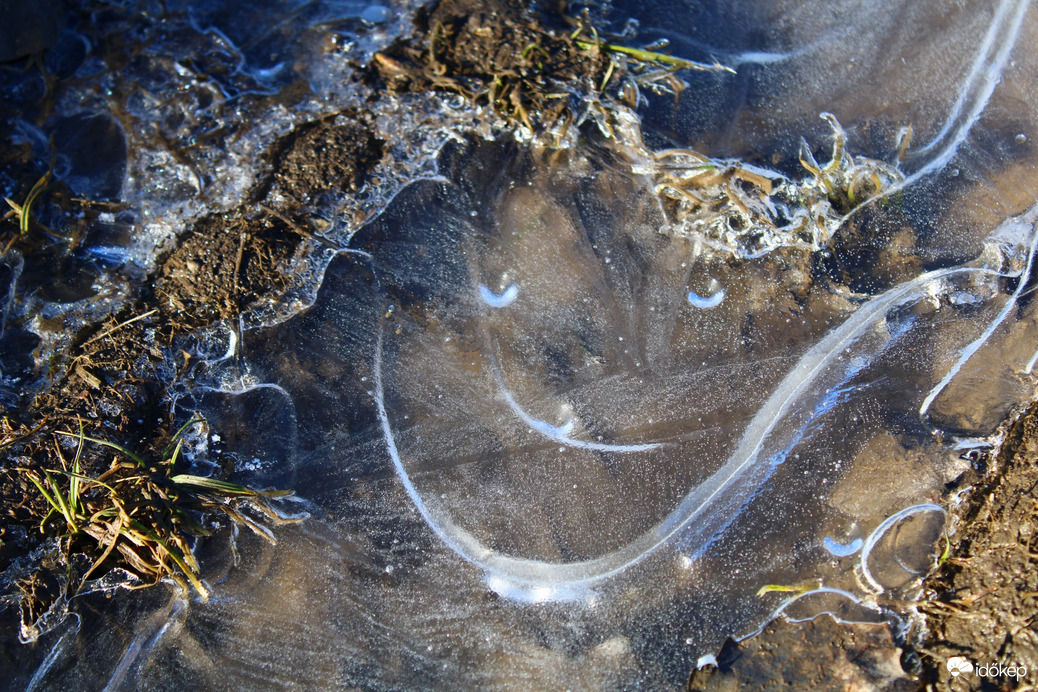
left=479, top=283, right=519, bottom=308
left=688, top=278, right=725, bottom=309
left=823, top=536, right=863, bottom=557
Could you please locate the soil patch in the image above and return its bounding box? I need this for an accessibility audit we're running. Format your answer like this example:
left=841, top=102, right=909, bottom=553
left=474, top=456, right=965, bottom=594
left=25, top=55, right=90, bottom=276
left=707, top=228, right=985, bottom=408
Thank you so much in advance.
left=1, top=112, right=382, bottom=640
left=156, top=212, right=300, bottom=332
left=914, top=399, right=1038, bottom=689
left=267, top=114, right=384, bottom=204
left=372, top=0, right=613, bottom=130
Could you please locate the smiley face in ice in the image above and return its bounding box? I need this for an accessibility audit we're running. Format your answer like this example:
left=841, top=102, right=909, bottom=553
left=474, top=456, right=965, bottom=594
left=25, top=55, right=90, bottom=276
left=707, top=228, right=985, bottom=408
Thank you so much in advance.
left=369, top=157, right=844, bottom=600
left=365, top=139, right=1038, bottom=603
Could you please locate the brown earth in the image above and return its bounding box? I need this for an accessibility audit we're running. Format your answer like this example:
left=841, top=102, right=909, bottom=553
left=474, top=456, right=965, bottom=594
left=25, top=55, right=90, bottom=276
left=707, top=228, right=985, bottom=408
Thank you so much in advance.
left=914, top=400, right=1038, bottom=690
left=0, top=102, right=383, bottom=631
left=371, top=0, right=612, bottom=131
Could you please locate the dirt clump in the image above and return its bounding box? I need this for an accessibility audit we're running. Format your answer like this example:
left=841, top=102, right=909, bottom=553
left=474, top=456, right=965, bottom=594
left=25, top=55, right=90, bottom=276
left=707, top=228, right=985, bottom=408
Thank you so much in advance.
left=268, top=114, right=384, bottom=203
left=913, top=399, right=1038, bottom=689
left=687, top=400, right=1038, bottom=691
left=372, top=0, right=612, bottom=130
left=156, top=212, right=300, bottom=332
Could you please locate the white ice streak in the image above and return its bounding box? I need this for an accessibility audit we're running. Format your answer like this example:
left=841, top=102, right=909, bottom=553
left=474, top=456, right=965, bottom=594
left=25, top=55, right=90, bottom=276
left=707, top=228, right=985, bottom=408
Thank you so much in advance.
left=905, top=0, right=1029, bottom=181
left=479, top=283, right=519, bottom=308
left=858, top=503, right=946, bottom=593
left=740, top=587, right=887, bottom=642
left=915, top=0, right=1029, bottom=157
left=103, top=597, right=186, bottom=692
left=378, top=257, right=1011, bottom=600
left=919, top=204, right=1038, bottom=421
left=493, top=370, right=661, bottom=453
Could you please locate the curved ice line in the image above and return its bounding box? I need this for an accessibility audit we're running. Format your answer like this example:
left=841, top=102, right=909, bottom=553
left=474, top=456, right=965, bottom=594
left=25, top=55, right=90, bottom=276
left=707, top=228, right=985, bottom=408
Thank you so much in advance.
left=687, top=288, right=725, bottom=309
left=842, top=0, right=1027, bottom=222
left=26, top=618, right=79, bottom=691
left=741, top=587, right=887, bottom=642
left=858, top=503, right=946, bottom=593
left=376, top=261, right=1001, bottom=598
left=823, top=536, right=864, bottom=557
left=479, top=283, right=519, bottom=308
left=375, top=328, right=496, bottom=564
left=920, top=205, right=1038, bottom=421
left=493, top=369, right=662, bottom=453
left=103, top=597, right=185, bottom=692
left=915, top=0, right=1029, bottom=158
left=1025, top=345, right=1038, bottom=375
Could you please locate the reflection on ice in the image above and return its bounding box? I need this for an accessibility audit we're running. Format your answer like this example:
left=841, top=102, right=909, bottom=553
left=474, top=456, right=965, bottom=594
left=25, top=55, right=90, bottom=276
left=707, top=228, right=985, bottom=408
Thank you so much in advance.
left=687, top=280, right=725, bottom=309
left=478, top=283, right=519, bottom=308
left=823, top=537, right=863, bottom=558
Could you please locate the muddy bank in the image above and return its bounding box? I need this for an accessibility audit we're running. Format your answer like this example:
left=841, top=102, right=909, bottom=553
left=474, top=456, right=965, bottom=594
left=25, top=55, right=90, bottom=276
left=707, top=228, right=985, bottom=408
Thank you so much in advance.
left=0, top=2, right=387, bottom=641
left=915, top=400, right=1038, bottom=689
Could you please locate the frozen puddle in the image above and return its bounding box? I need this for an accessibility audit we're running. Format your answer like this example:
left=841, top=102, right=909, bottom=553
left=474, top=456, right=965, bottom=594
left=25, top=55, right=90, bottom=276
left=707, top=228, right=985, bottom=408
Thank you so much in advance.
left=24, top=0, right=1038, bottom=688
left=171, top=147, right=1038, bottom=688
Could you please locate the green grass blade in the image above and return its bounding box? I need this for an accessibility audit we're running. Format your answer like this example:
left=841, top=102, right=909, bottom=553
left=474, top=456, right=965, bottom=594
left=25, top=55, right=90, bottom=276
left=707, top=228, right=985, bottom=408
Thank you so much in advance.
left=19, top=172, right=51, bottom=234
left=168, top=439, right=183, bottom=466
left=25, top=473, right=62, bottom=516
left=56, top=469, right=120, bottom=496
left=55, top=430, right=146, bottom=467
left=70, top=420, right=85, bottom=516
left=575, top=40, right=735, bottom=73
left=43, top=470, right=76, bottom=531
left=170, top=475, right=258, bottom=496
left=162, top=417, right=205, bottom=460
left=171, top=474, right=294, bottom=498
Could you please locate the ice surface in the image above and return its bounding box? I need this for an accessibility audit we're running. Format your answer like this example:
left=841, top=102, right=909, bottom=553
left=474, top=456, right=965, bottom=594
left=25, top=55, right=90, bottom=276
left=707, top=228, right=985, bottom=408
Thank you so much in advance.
left=18, top=0, right=1038, bottom=689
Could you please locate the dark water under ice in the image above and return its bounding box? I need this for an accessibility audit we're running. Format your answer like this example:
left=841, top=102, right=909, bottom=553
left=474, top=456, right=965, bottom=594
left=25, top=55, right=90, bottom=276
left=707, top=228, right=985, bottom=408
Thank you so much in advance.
left=12, top=0, right=1038, bottom=688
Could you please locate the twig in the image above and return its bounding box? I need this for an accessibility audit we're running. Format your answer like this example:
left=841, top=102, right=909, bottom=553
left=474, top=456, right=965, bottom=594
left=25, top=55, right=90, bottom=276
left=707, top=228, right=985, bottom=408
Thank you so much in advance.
left=258, top=203, right=342, bottom=250
left=83, top=309, right=158, bottom=347
left=575, top=39, right=735, bottom=73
